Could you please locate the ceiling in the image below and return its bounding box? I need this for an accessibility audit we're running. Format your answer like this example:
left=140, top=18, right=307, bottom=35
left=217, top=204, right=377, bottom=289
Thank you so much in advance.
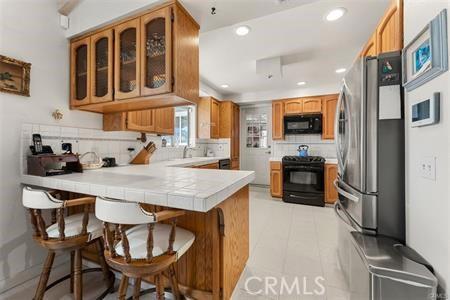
left=180, top=0, right=319, bottom=32
left=189, top=0, right=390, bottom=98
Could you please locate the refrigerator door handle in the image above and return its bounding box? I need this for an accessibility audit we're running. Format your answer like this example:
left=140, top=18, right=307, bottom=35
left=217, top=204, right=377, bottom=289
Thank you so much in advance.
left=335, top=84, right=345, bottom=173
left=334, top=201, right=356, bottom=231
left=334, top=179, right=359, bottom=203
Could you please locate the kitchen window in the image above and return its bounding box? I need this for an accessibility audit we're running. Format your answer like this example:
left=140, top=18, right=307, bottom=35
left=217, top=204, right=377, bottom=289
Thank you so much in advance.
left=162, top=106, right=195, bottom=147
left=246, top=113, right=268, bottom=148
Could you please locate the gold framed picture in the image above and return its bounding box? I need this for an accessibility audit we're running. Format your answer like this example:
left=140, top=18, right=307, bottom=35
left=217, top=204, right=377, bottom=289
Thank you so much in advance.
left=0, top=55, right=31, bottom=96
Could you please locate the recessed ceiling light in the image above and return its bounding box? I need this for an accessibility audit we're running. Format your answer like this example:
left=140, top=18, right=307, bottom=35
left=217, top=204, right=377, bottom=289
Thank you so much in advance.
left=297, top=81, right=306, bottom=86
left=335, top=68, right=346, bottom=74
left=235, top=25, right=251, bottom=36
left=221, top=84, right=229, bottom=88
left=326, top=7, right=347, bottom=22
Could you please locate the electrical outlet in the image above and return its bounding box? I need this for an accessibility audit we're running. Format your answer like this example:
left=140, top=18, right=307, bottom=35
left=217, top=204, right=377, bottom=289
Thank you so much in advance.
left=419, top=156, right=436, bottom=180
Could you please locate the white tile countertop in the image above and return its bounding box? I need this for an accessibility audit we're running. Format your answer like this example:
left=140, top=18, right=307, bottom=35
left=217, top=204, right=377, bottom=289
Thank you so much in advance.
left=21, top=157, right=255, bottom=213
left=269, top=157, right=338, bottom=164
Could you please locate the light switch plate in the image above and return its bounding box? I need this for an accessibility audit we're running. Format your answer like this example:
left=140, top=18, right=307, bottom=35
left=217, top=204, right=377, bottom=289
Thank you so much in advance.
left=420, top=156, right=436, bottom=180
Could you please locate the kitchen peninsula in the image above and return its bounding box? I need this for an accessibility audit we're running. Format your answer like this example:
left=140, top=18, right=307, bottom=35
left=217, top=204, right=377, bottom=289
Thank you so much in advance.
left=21, top=157, right=255, bottom=299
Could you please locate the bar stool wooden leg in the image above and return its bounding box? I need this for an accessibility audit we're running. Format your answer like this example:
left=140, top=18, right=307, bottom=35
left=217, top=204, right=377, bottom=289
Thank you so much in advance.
left=34, top=251, right=55, bottom=300
left=96, top=239, right=111, bottom=283
left=132, top=277, right=141, bottom=300
left=168, top=264, right=180, bottom=299
left=70, top=251, right=75, bottom=293
left=118, top=275, right=129, bottom=300
left=73, top=249, right=83, bottom=300
left=155, top=274, right=164, bottom=300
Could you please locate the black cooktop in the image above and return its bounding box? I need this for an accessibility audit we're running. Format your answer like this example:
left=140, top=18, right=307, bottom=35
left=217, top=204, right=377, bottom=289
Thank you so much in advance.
left=282, top=155, right=325, bottom=163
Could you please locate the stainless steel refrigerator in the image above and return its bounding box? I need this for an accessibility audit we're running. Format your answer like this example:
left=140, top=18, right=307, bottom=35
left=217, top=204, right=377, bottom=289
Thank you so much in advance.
left=334, top=52, right=405, bottom=242
left=333, top=52, right=438, bottom=299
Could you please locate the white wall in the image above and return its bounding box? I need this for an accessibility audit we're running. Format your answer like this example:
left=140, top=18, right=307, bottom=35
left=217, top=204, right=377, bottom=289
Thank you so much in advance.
left=0, top=0, right=103, bottom=291
left=65, top=0, right=163, bottom=38
left=403, top=0, right=450, bottom=292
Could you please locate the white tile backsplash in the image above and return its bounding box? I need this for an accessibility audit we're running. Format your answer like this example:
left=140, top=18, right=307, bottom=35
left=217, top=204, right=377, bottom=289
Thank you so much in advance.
left=272, top=134, right=336, bottom=158
left=21, top=123, right=231, bottom=175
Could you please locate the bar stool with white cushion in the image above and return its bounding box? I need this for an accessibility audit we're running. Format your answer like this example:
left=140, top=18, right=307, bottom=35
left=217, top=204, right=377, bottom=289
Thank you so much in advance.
left=22, top=187, right=114, bottom=300
left=95, top=197, right=195, bottom=300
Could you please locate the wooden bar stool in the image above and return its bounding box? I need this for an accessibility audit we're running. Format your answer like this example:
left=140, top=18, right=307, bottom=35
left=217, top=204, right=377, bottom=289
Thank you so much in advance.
left=95, top=197, right=195, bottom=300
left=22, top=186, right=114, bottom=300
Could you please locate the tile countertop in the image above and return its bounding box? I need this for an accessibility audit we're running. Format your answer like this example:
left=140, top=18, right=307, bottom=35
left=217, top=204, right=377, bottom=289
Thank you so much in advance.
left=21, top=157, right=255, bottom=213
left=269, top=157, right=338, bottom=164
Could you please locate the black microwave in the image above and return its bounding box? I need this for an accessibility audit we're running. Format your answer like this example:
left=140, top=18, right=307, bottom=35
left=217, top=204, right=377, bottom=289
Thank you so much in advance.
left=284, top=114, right=322, bottom=134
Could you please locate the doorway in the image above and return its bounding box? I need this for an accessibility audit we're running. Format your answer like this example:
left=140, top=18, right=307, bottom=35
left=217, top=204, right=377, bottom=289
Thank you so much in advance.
left=240, top=104, right=272, bottom=185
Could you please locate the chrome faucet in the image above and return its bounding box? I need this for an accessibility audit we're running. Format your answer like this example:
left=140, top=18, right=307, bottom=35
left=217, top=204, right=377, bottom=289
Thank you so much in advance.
left=183, top=145, right=193, bottom=158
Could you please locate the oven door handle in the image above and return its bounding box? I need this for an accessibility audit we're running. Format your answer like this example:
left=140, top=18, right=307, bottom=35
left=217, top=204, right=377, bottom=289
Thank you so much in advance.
left=287, top=193, right=321, bottom=200
left=283, top=165, right=323, bottom=171
left=333, top=179, right=359, bottom=203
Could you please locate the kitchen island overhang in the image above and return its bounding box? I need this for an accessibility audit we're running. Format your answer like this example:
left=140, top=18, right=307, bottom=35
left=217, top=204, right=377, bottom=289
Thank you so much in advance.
left=21, top=158, right=255, bottom=299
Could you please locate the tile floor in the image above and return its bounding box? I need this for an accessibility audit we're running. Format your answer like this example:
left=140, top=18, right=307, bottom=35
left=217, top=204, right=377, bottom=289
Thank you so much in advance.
left=0, top=186, right=348, bottom=300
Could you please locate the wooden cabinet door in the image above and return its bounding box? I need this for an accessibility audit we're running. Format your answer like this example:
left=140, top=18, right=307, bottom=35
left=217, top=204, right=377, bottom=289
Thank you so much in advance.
left=270, top=162, right=283, bottom=198
left=114, top=18, right=141, bottom=100
left=284, top=99, right=303, bottom=115
left=322, top=94, right=338, bottom=139
left=140, top=7, right=172, bottom=96
left=361, top=31, right=377, bottom=57
left=127, top=110, right=156, bottom=132
left=103, top=112, right=126, bottom=131
left=70, top=37, right=91, bottom=107
left=211, top=99, right=220, bottom=138
left=155, top=107, right=174, bottom=135
left=90, top=29, right=114, bottom=103
left=272, top=101, right=284, bottom=140
left=302, top=98, right=322, bottom=113
left=232, top=104, right=240, bottom=160
left=376, top=0, right=403, bottom=54
left=325, top=164, right=338, bottom=204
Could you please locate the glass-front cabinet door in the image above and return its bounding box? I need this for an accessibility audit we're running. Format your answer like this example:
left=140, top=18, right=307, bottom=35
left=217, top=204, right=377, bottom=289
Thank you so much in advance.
left=114, top=18, right=141, bottom=99
left=140, top=7, right=172, bottom=96
left=70, top=37, right=90, bottom=106
left=90, top=29, right=113, bottom=103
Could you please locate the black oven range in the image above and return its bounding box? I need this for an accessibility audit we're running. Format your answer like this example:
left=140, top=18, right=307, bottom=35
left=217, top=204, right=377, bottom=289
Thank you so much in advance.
left=282, top=155, right=325, bottom=207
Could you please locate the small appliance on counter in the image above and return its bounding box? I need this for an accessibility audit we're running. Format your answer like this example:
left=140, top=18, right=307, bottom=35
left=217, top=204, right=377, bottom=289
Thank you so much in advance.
left=102, top=157, right=117, bottom=168
left=282, top=155, right=325, bottom=206
left=297, top=145, right=309, bottom=157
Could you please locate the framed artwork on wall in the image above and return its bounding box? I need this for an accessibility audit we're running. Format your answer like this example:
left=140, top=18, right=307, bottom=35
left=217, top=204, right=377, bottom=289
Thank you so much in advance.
left=0, top=54, right=31, bottom=97
left=402, top=9, right=448, bottom=92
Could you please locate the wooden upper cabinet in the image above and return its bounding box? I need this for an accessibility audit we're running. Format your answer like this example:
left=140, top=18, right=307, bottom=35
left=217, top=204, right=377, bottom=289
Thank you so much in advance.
left=114, top=18, right=141, bottom=100
left=302, top=98, right=322, bottom=114
left=127, top=110, right=156, bottom=132
left=69, top=2, right=199, bottom=113
left=70, top=37, right=91, bottom=107
left=155, top=107, right=174, bottom=135
left=377, top=0, right=403, bottom=54
left=361, top=31, right=377, bottom=57
left=90, top=29, right=114, bottom=103
left=284, top=99, right=303, bottom=115
left=272, top=100, right=284, bottom=140
left=140, top=7, right=172, bottom=96
left=198, top=97, right=220, bottom=139
left=322, top=94, right=338, bottom=140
